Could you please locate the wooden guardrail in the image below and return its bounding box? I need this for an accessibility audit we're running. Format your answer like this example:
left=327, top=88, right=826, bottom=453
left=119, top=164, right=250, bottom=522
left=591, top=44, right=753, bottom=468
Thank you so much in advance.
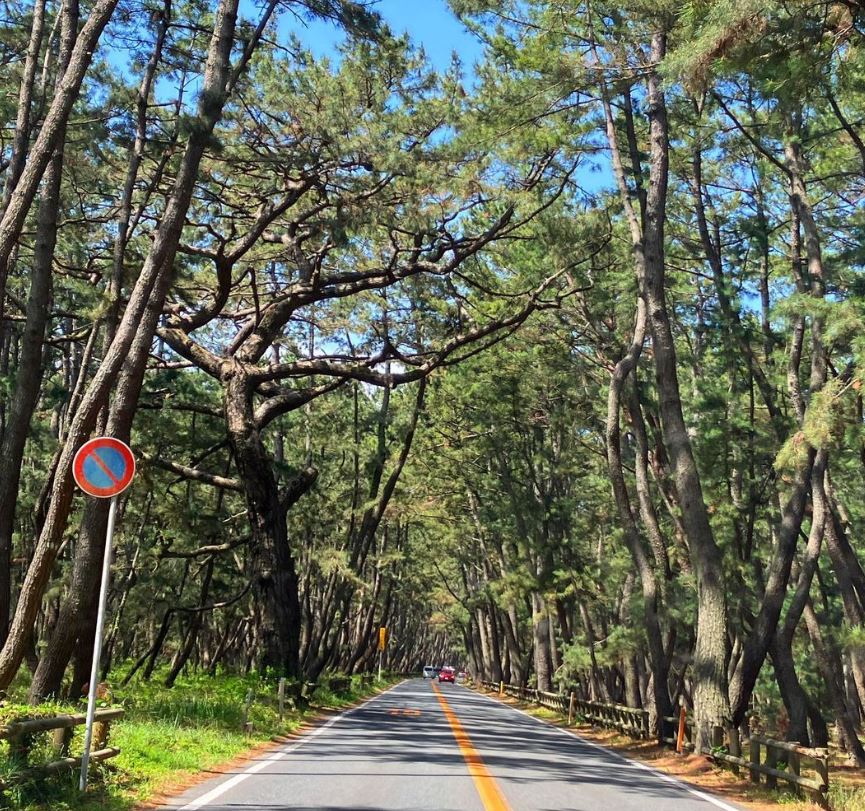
left=571, top=696, right=650, bottom=739
left=476, top=681, right=828, bottom=803
left=659, top=710, right=828, bottom=803
left=710, top=728, right=828, bottom=806
left=536, top=689, right=569, bottom=714
left=0, top=708, right=124, bottom=789
left=480, top=681, right=650, bottom=739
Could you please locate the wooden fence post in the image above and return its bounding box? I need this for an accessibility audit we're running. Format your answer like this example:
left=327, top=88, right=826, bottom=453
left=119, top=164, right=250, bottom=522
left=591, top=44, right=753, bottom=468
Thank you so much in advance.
left=8, top=733, right=30, bottom=770
left=814, top=748, right=829, bottom=794
left=788, top=748, right=801, bottom=797
left=499, top=681, right=504, bottom=697
left=727, top=726, right=741, bottom=776
left=765, top=741, right=777, bottom=790
left=51, top=727, right=74, bottom=759
left=241, top=688, right=254, bottom=734
left=750, top=738, right=761, bottom=785
left=93, top=718, right=110, bottom=751
left=711, top=726, right=724, bottom=750
left=278, top=678, right=286, bottom=721
left=568, top=692, right=576, bottom=726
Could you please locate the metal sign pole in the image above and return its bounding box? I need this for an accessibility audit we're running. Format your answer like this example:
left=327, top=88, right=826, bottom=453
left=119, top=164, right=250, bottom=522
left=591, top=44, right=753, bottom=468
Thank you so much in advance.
left=79, top=495, right=118, bottom=791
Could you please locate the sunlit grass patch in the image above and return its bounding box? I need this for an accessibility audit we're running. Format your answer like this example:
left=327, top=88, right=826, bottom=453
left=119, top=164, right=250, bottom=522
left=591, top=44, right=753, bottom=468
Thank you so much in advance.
left=0, top=670, right=391, bottom=809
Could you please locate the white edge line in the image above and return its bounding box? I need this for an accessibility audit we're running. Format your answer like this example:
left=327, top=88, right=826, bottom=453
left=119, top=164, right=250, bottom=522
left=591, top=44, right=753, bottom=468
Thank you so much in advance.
left=176, top=680, right=407, bottom=810
left=467, top=687, right=743, bottom=811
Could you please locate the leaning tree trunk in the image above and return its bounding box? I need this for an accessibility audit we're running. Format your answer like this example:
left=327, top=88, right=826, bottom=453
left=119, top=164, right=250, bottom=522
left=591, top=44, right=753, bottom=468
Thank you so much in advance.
left=594, top=21, right=678, bottom=736
left=31, top=210, right=178, bottom=700
left=0, top=0, right=119, bottom=314
left=728, top=127, right=830, bottom=724
left=768, top=451, right=830, bottom=746
left=165, top=557, right=215, bottom=688
left=0, top=0, right=76, bottom=651
left=802, top=600, right=865, bottom=765
left=0, top=0, right=245, bottom=692
left=0, top=0, right=46, bottom=209
left=605, top=305, right=673, bottom=733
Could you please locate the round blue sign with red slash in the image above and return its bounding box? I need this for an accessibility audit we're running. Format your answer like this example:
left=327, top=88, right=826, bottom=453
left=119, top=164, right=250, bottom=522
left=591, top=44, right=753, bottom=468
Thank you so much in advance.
left=73, top=437, right=136, bottom=499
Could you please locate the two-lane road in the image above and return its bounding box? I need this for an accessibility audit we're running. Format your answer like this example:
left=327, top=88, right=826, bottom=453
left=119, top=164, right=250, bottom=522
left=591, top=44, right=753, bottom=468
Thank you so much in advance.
left=164, top=680, right=742, bottom=811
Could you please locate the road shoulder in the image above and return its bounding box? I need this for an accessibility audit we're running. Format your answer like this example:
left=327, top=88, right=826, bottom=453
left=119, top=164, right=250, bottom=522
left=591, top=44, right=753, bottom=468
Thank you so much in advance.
left=469, top=687, right=822, bottom=811
left=134, top=680, right=405, bottom=810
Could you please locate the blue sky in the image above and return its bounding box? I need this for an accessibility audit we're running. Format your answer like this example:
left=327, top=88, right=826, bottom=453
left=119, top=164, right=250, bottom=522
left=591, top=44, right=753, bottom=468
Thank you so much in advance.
left=283, top=0, right=484, bottom=71
left=281, top=2, right=613, bottom=196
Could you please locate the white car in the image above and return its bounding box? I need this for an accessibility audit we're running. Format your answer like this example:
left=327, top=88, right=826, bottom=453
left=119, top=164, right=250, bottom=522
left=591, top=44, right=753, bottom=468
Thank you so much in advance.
left=422, top=666, right=437, bottom=679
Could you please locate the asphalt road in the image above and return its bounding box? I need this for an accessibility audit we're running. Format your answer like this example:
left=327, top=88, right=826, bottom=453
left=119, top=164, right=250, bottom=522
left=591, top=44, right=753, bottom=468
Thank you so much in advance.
left=164, top=679, right=743, bottom=811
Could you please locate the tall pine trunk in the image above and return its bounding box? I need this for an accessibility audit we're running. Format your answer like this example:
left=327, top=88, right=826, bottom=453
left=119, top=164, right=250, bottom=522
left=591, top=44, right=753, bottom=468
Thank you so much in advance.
left=225, top=371, right=302, bottom=678
left=640, top=31, right=730, bottom=746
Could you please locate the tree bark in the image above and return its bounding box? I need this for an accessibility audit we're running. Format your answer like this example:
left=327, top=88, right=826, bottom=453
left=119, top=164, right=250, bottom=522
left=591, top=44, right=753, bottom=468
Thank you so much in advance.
left=641, top=32, right=730, bottom=748
left=0, top=0, right=244, bottom=691
left=0, top=0, right=46, bottom=209
left=224, top=369, right=312, bottom=678
left=0, top=0, right=119, bottom=314
left=0, top=0, right=78, bottom=650
left=28, top=1, right=172, bottom=700
left=531, top=592, right=552, bottom=692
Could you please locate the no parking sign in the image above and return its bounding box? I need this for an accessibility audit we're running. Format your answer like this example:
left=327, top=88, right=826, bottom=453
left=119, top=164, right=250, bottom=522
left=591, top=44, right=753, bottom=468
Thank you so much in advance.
left=71, top=436, right=135, bottom=791
left=73, top=437, right=135, bottom=498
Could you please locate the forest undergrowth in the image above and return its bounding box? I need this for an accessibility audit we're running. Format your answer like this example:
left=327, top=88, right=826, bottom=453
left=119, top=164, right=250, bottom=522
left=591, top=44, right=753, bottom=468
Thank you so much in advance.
left=0, top=670, right=394, bottom=810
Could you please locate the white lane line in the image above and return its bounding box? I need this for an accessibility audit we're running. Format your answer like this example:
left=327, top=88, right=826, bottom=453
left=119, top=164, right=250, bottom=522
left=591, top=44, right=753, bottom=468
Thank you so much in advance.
left=465, top=688, right=743, bottom=811
left=176, top=680, right=407, bottom=810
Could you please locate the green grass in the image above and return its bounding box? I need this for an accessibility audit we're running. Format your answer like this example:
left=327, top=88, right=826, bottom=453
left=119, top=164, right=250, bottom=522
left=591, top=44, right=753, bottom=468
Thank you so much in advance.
left=830, top=784, right=865, bottom=811
left=0, top=670, right=395, bottom=810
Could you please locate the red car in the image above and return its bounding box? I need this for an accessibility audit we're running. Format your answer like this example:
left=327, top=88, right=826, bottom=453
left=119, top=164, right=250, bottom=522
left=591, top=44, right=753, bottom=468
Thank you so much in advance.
left=438, top=666, right=455, bottom=683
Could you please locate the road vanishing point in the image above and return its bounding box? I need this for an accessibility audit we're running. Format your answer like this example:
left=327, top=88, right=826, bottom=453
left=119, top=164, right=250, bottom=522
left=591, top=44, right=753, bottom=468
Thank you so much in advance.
left=164, top=680, right=743, bottom=811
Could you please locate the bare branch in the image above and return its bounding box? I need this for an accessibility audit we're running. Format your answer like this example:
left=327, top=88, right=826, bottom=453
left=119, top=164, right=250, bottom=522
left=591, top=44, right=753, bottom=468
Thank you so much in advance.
left=143, top=453, right=242, bottom=491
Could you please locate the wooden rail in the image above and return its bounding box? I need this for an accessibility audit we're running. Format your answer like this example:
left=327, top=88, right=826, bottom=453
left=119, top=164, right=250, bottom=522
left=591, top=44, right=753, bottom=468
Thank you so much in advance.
left=571, top=697, right=650, bottom=739
left=479, top=681, right=649, bottom=739
left=709, top=728, right=828, bottom=806
left=658, top=712, right=828, bottom=803
left=0, top=708, right=124, bottom=789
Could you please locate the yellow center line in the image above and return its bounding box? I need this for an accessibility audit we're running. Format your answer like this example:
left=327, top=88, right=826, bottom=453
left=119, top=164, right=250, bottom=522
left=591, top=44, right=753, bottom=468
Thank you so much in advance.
left=432, top=681, right=513, bottom=811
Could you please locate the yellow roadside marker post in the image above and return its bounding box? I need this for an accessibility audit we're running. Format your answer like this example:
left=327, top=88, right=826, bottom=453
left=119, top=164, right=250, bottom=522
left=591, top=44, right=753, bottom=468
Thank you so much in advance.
left=378, top=627, right=387, bottom=681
